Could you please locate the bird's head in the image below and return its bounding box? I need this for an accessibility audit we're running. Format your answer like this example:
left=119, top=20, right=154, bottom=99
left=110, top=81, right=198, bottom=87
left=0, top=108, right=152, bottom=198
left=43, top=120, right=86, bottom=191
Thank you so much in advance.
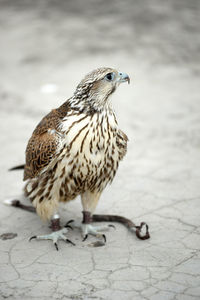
left=72, top=67, right=130, bottom=113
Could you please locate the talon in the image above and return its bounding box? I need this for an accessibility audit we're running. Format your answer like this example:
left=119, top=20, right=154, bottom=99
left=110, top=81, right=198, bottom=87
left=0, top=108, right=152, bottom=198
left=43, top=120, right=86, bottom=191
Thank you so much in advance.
left=83, top=234, right=88, bottom=242
left=135, top=222, right=150, bottom=240
left=108, top=224, right=116, bottom=229
left=29, top=235, right=37, bottom=241
left=65, top=225, right=73, bottom=230
left=65, top=220, right=74, bottom=226
left=54, top=242, right=59, bottom=251
left=102, top=234, right=106, bottom=243
left=64, top=220, right=74, bottom=230
left=66, top=239, right=75, bottom=246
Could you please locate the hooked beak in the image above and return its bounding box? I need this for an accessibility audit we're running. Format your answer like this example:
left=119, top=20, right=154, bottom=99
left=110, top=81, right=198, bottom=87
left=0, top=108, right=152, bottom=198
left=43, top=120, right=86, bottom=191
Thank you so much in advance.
left=118, top=72, right=130, bottom=84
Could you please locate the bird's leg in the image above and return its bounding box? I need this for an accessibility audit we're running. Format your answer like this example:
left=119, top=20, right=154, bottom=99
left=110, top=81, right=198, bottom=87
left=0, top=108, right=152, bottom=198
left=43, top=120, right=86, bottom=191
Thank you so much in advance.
left=81, top=210, right=111, bottom=242
left=72, top=191, right=112, bottom=243
left=50, top=214, right=61, bottom=231
left=29, top=214, right=75, bottom=250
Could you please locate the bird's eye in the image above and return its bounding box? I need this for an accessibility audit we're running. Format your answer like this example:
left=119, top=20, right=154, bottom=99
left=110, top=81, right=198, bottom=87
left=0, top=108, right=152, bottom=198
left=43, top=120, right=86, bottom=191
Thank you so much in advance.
left=105, top=73, right=115, bottom=81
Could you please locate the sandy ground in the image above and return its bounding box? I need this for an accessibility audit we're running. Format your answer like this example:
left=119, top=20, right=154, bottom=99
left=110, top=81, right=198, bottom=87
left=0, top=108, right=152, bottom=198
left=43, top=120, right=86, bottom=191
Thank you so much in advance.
left=0, top=0, right=200, bottom=299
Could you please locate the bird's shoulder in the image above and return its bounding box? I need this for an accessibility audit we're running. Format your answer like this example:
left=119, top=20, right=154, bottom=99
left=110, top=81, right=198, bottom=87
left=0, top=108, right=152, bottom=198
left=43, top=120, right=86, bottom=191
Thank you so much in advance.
left=33, top=100, right=71, bottom=135
left=24, top=100, right=70, bottom=180
left=116, top=129, right=128, bottom=160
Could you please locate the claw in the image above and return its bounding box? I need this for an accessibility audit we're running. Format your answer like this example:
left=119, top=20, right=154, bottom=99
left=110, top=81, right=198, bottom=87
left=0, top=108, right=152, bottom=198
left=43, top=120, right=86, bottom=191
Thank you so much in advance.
left=102, top=234, right=106, bottom=243
left=54, top=242, right=59, bottom=251
left=65, top=219, right=74, bottom=226
left=66, top=239, right=75, bottom=246
left=64, top=220, right=74, bottom=230
left=65, top=225, right=73, bottom=230
left=29, top=235, right=37, bottom=241
left=135, top=222, right=150, bottom=240
left=83, top=234, right=88, bottom=242
left=108, top=224, right=116, bottom=229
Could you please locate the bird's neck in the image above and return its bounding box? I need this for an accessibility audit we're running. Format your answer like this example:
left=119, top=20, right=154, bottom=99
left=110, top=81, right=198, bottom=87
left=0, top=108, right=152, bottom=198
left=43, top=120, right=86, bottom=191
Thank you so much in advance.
left=68, top=94, right=113, bottom=115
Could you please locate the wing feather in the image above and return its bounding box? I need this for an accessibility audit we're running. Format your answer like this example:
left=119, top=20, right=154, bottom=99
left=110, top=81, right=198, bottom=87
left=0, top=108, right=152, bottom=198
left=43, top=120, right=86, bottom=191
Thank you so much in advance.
left=23, top=102, right=69, bottom=180
left=24, top=131, right=61, bottom=180
left=116, top=129, right=128, bottom=161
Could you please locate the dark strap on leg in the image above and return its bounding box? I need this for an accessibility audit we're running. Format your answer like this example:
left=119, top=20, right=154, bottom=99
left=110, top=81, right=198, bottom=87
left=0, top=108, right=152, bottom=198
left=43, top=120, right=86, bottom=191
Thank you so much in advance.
left=50, top=217, right=61, bottom=231
left=82, top=211, right=93, bottom=224
left=93, top=214, right=150, bottom=240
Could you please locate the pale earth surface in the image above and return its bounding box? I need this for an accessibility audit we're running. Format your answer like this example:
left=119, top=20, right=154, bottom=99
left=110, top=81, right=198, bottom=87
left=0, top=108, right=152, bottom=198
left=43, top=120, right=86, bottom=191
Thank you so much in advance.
left=0, top=0, right=200, bottom=299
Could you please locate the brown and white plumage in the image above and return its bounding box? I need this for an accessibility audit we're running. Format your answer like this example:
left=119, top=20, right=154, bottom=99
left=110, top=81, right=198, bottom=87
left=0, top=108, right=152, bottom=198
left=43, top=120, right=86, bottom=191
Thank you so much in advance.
left=24, top=67, right=128, bottom=221
left=7, top=67, right=150, bottom=248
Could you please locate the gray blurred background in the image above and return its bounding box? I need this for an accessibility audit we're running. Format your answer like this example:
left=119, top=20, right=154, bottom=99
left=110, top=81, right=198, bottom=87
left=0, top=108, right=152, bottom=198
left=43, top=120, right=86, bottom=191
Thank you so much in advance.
left=0, top=1, right=200, bottom=299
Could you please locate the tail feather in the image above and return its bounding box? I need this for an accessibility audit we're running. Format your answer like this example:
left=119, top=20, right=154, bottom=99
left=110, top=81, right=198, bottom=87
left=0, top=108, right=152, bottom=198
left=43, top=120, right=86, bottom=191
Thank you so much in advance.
left=3, top=199, right=36, bottom=213
left=9, top=164, right=25, bottom=171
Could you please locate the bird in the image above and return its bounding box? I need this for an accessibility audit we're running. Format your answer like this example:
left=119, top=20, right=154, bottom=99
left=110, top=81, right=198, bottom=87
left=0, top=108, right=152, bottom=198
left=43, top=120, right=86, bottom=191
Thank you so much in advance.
left=7, top=67, right=150, bottom=249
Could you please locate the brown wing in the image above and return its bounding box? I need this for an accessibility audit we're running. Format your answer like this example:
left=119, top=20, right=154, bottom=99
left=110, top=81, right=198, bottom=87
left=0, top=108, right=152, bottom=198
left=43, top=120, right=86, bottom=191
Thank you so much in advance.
left=116, top=129, right=128, bottom=161
left=24, top=102, right=70, bottom=181
left=23, top=131, right=61, bottom=180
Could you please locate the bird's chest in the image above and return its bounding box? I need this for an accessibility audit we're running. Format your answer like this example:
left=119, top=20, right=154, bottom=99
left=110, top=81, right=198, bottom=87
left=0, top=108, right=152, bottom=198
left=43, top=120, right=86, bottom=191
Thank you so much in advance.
left=58, top=112, right=119, bottom=190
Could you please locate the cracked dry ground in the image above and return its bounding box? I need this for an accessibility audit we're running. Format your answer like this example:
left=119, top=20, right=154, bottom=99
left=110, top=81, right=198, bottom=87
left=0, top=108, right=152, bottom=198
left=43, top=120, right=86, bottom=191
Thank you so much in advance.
left=0, top=0, right=200, bottom=299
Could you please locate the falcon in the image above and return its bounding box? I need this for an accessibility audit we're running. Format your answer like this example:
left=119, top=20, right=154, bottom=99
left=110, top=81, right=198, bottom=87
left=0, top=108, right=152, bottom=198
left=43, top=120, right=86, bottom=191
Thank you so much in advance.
left=7, top=67, right=150, bottom=249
